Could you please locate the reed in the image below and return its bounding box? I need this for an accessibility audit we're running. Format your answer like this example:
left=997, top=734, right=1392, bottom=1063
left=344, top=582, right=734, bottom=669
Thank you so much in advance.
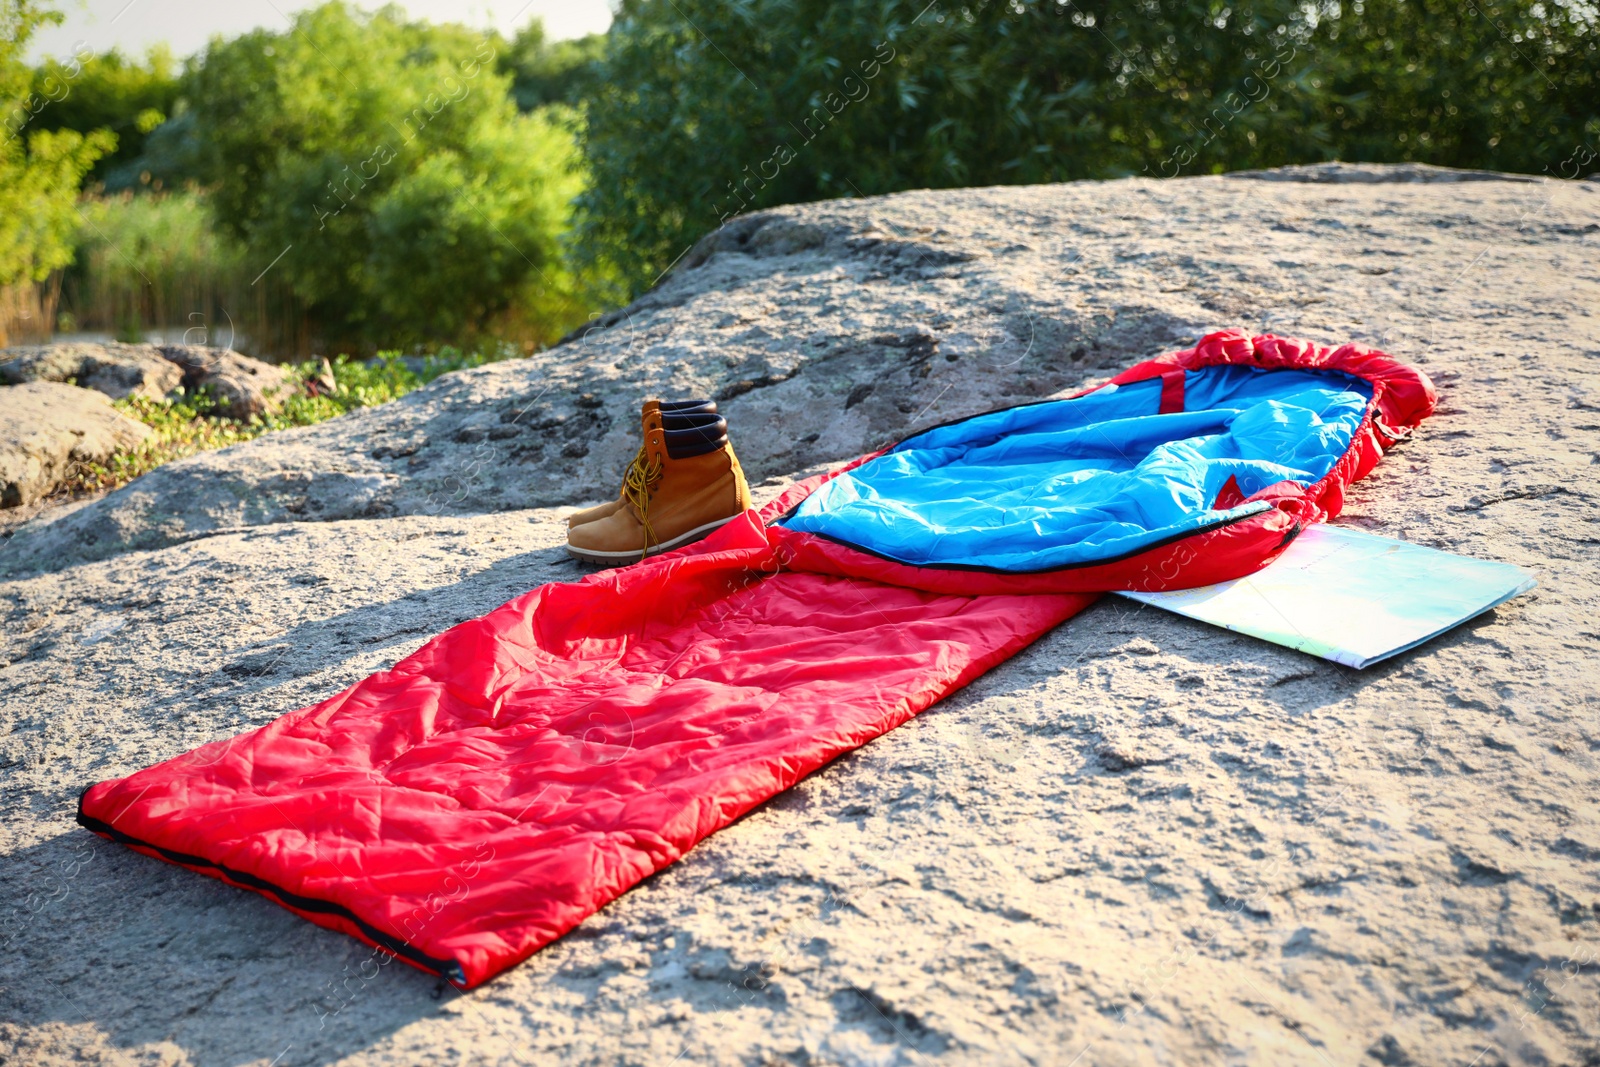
left=61, top=190, right=309, bottom=358
left=0, top=274, right=59, bottom=346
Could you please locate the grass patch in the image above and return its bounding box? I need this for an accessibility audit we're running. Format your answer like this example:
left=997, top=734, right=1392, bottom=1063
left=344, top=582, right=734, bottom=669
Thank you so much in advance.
left=64, top=350, right=490, bottom=495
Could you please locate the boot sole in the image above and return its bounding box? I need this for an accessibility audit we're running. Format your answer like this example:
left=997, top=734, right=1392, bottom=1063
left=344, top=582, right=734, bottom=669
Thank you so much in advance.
left=564, top=514, right=739, bottom=564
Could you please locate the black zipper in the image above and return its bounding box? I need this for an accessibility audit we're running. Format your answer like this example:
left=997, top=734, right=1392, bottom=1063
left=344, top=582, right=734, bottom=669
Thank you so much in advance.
left=76, top=791, right=466, bottom=985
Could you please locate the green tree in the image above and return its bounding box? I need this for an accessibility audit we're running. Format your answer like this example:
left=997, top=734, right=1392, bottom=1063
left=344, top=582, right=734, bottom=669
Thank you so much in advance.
left=578, top=0, right=1599, bottom=292
left=29, top=45, right=180, bottom=185
left=1318, top=0, right=1599, bottom=175
left=0, top=0, right=112, bottom=287
left=183, top=1, right=588, bottom=349
left=578, top=0, right=1333, bottom=289
left=498, top=19, right=606, bottom=110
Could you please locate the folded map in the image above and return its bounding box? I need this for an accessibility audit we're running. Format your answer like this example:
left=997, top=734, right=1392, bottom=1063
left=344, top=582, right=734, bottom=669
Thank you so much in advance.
left=1117, top=524, right=1536, bottom=668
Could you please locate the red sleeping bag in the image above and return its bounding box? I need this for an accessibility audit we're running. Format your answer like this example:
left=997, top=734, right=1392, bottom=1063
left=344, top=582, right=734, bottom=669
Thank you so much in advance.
left=78, top=331, right=1435, bottom=988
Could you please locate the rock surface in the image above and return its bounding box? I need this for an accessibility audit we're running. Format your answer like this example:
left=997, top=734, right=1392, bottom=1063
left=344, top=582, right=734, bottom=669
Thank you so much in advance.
left=2, top=167, right=1598, bottom=1066
left=0, top=341, right=298, bottom=413
left=155, top=343, right=301, bottom=420
left=0, top=342, right=301, bottom=508
left=0, top=341, right=186, bottom=401
left=0, top=382, right=150, bottom=508
left=1229, top=160, right=1542, bottom=184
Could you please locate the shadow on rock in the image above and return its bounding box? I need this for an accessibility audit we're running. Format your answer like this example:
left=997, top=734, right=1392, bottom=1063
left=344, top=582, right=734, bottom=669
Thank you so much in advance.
left=1, top=829, right=455, bottom=1067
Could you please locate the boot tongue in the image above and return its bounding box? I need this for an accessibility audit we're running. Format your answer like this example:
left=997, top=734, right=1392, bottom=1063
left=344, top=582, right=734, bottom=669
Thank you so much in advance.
left=639, top=399, right=663, bottom=437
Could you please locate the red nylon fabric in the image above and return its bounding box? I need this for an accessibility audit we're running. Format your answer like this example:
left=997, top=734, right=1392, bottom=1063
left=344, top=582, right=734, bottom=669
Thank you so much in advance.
left=78, top=331, right=1434, bottom=988
left=79, top=515, right=1092, bottom=987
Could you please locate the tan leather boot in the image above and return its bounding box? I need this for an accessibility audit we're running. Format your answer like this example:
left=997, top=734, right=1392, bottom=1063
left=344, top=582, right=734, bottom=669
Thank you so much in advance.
left=565, top=401, right=660, bottom=528
left=566, top=417, right=751, bottom=563
left=565, top=399, right=719, bottom=527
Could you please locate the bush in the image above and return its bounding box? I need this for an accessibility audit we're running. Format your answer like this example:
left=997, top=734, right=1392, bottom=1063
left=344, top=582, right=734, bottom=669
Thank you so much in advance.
left=578, top=0, right=1600, bottom=292
left=359, top=106, right=591, bottom=342
left=180, top=2, right=591, bottom=352
left=1318, top=0, right=1599, bottom=173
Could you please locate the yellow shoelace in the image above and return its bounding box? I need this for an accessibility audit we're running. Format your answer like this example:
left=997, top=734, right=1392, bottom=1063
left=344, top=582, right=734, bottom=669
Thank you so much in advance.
left=621, top=448, right=664, bottom=560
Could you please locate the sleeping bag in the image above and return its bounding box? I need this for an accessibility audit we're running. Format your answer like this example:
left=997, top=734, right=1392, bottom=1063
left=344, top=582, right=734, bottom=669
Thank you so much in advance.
left=78, top=331, right=1435, bottom=988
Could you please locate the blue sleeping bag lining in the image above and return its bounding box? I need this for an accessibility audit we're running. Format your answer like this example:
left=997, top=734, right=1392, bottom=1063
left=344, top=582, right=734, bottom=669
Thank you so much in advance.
left=780, top=364, right=1373, bottom=571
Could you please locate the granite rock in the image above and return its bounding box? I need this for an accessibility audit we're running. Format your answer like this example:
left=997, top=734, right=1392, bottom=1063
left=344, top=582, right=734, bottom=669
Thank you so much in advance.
left=156, top=344, right=301, bottom=420
left=0, top=341, right=183, bottom=401
left=2, top=167, right=1598, bottom=1066
left=0, top=381, right=150, bottom=508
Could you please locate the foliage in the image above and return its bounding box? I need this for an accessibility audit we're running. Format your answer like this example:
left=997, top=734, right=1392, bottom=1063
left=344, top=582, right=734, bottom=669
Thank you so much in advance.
left=578, top=0, right=1600, bottom=291
left=1318, top=0, right=1600, bottom=174
left=10, top=0, right=1597, bottom=356
left=0, top=127, right=111, bottom=286
left=119, top=105, right=205, bottom=191
left=28, top=46, right=181, bottom=185
left=64, top=351, right=488, bottom=494
left=178, top=1, right=591, bottom=351
left=65, top=190, right=253, bottom=338
left=0, top=0, right=111, bottom=287
left=64, top=189, right=310, bottom=355
left=499, top=20, right=607, bottom=110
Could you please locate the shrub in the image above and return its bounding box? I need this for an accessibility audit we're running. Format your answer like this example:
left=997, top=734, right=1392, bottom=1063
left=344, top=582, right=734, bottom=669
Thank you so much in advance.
left=180, top=2, right=591, bottom=352
left=62, top=189, right=308, bottom=353
left=1318, top=0, right=1599, bottom=174
left=499, top=21, right=606, bottom=110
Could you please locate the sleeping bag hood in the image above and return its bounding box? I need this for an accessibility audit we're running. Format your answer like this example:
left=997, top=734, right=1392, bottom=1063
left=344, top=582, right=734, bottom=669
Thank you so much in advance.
left=78, top=331, right=1434, bottom=988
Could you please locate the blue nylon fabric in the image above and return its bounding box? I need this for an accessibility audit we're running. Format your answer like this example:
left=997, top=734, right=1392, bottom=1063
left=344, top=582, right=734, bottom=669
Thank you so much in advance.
left=780, top=365, right=1374, bottom=571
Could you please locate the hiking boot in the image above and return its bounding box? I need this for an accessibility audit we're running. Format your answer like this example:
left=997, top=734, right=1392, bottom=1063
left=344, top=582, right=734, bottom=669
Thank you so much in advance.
left=566, top=398, right=717, bottom=528
left=566, top=408, right=750, bottom=563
